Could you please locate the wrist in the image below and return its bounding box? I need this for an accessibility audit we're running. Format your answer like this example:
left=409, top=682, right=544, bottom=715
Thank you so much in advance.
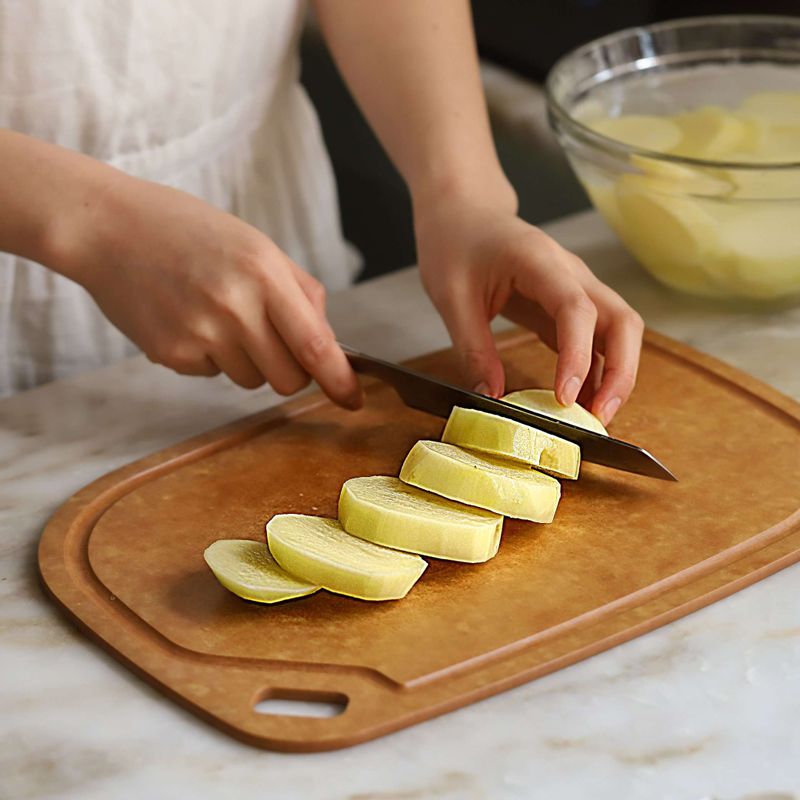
left=411, top=165, right=518, bottom=220
left=41, top=161, right=134, bottom=290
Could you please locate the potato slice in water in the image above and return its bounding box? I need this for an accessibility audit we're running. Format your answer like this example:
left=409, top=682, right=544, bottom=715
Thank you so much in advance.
left=400, top=441, right=560, bottom=523
left=630, top=154, right=733, bottom=197
left=672, top=106, right=757, bottom=159
left=588, top=115, right=683, bottom=153
left=740, top=91, right=800, bottom=129
left=267, top=514, right=427, bottom=601
left=339, top=476, right=502, bottom=563
left=204, top=539, right=320, bottom=604
left=614, top=174, right=723, bottom=294
left=502, top=389, right=607, bottom=436
left=726, top=167, right=800, bottom=200
left=718, top=205, right=800, bottom=299
left=442, top=406, right=580, bottom=479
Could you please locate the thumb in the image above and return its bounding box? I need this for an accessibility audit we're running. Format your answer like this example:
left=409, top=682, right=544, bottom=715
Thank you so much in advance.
left=439, top=289, right=505, bottom=397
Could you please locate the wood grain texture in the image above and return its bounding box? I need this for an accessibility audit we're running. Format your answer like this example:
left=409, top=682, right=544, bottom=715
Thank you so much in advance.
left=38, top=329, right=800, bottom=751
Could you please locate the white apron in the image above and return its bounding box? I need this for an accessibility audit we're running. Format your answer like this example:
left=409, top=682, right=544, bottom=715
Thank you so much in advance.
left=0, top=0, right=359, bottom=397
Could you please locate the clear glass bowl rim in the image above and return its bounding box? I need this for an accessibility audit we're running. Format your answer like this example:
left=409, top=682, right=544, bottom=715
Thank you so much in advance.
left=545, top=14, right=800, bottom=171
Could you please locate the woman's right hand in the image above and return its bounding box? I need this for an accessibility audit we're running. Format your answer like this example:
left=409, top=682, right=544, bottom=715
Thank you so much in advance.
left=50, top=171, right=363, bottom=408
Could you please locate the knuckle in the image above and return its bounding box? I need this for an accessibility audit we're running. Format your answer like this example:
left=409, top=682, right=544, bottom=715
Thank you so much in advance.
left=233, top=245, right=270, bottom=277
left=184, top=316, right=220, bottom=350
left=607, top=362, right=638, bottom=390
left=561, top=346, right=592, bottom=372
left=297, top=332, right=334, bottom=367
left=308, top=277, right=326, bottom=304
left=148, top=341, right=203, bottom=373
left=625, top=308, right=645, bottom=332
left=458, top=346, right=492, bottom=374
left=210, top=280, right=247, bottom=320
left=562, top=292, right=597, bottom=320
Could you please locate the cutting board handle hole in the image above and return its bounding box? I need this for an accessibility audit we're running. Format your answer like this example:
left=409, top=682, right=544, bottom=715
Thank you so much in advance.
left=253, top=688, right=348, bottom=719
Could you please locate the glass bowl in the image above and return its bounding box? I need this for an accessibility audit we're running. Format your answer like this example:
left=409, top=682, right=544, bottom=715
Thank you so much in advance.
left=545, top=15, right=800, bottom=302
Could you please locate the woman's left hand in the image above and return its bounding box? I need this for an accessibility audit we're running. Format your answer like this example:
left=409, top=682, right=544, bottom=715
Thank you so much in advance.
left=414, top=192, right=644, bottom=427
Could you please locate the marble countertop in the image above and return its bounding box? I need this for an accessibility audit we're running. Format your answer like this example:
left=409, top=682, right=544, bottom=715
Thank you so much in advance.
left=2, top=211, right=799, bottom=800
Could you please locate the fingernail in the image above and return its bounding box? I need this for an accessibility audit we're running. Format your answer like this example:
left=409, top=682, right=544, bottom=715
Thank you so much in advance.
left=598, top=396, right=621, bottom=425
left=560, top=376, right=582, bottom=406
left=473, top=382, right=490, bottom=396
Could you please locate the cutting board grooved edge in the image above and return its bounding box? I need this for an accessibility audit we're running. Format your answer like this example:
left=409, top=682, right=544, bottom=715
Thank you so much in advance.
left=37, top=328, right=800, bottom=751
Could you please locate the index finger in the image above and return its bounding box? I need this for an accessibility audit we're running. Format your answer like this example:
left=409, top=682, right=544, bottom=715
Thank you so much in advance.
left=265, top=270, right=362, bottom=410
left=591, top=308, right=644, bottom=425
left=512, top=247, right=598, bottom=406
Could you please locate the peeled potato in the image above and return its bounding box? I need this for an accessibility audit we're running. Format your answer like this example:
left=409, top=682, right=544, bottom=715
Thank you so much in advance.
left=718, top=205, right=800, bottom=298
left=502, top=389, right=607, bottom=436
left=672, top=106, right=757, bottom=159
left=760, top=128, right=800, bottom=163
left=339, top=476, right=503, bottom=563
left=739, top=91, right=800, bottom=129
left=588, top=115, right=683, bottom=153
left=629, top=154, right=733, bottom=197
left=203, top=539, right=320, bottom=604
left=726, top=167, right=800, bottom=200
left=442, top=406, right=580, bottom=479
left=579, top=93, right=800, bottom=299
left=400, top=440, right=561, bottom=523
left=614, top=174, right=724, bottom=294
left=266, top=514, right=427, bottom=601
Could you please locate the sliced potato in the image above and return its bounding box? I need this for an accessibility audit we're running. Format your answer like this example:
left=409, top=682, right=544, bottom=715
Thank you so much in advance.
left=400, top=440, right=561, bottom=523
left=266, top=514, right=427, bottom=601
left=629, top=154, right=733, bottom=197
left=726, top=166, right=800, bottom=200
left=739, top=91, right=800, bottom=128
left=614, top=173, right=723, bottom=294
left=718, top=205, right=800, bottom=298
left=588, top=115, right=683, bottom=153
left=502, top=389, right=607, bottom=436
left=759, top=128, right=800, bottom=163
left=442, top=406, right=580, bottom=479
left=672, top=106, right=757, bottom=159
left=339, top=476, right=503, bottom=563
left=203, top=539, right=320, bottom=604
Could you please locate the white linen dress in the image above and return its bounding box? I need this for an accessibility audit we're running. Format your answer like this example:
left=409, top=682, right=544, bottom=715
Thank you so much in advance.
left=0, top=0, right=358, bottom=396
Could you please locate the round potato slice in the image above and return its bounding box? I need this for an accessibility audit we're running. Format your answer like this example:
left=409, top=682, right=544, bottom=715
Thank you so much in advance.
left=739, top=91, right=800, bottom=128
left=614, top=173, right=724, bottom=294
left=442, top=406, right=580, bottom=479
left=726, top=166, right=800, bottom=200
left=588, top=115, right=683, bottom=153
left=672, top=106, right=757, bottom=159
left=629, top=154, right=733, bottom=197
left=267, top=514, right=427, bottom=601
left=400, top=441, right=561, bottom=523
left=718, top=205, right=800, bottom=298
left=502, top=389, right=607, bottom=436
left=203, top=539, right=320, bottom=604
left=339, top=476, right=503, bottom=563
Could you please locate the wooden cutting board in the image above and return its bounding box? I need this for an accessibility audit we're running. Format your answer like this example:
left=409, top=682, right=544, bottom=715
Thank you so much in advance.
left=39, top=329, right=800, bottom=752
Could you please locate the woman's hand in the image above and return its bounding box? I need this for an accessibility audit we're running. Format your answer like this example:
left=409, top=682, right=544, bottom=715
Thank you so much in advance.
left=50, top=171, right=362, bottom=408
left=415, top=191, right=644, bottom=426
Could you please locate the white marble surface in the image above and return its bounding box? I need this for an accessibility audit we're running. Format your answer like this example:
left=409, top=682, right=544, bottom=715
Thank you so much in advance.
left=2, top=211, right=799, bottom=800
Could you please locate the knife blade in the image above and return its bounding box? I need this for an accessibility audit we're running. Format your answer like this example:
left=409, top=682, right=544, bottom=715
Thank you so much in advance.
left=341, top=345, right=676, bottom=481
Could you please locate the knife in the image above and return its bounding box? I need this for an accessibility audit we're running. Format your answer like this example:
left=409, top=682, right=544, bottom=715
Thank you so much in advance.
left=341, top=345, right=676, bottom=481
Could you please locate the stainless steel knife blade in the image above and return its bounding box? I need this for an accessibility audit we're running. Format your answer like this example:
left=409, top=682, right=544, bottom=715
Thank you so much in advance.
left=342, top=345, right=677, bottom=481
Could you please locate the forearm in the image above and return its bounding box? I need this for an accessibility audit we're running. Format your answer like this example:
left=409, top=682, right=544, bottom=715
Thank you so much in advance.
left=0, top=129, right=119, bottom=283
left=312, top=0, right=516, bottom=210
